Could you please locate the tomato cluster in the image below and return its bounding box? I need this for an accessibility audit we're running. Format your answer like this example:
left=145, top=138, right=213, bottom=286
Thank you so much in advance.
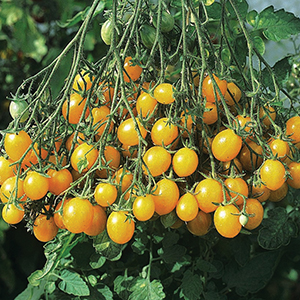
left=1, top=1, right=300, bottom=246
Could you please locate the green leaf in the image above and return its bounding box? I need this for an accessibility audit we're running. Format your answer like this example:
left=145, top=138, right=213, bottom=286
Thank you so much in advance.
left=254, top=6, right=300, bottom=41
left=179, top=270, right=203, bottom=300
left=225, top=0, right=249, bottom=20
left=114, top=274, right=135, bottom=300
left=92, top=230, right=126, bottom=261
left=252, top=35, right=265, bottom=56
left=77, top=157, right=89, bottom=174
left=97, top=284, right=114, bottom=300
left=261, top=56, right=292, bottom=92
left=258, top=207, right=297, bottom=250
left=231, top=235, right=251, bottom=266
left=15, top=282, right=46, bottom=300
left=128, top=277, right=165, bottom=300
left=195, top=259, right=217, bottom=273
left=89, top=253, right=106, bottom=269
left=58, top=269, right=90, bottom=296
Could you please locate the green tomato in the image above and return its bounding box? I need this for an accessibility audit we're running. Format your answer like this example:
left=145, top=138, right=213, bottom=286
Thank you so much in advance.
left=140, top=24, right=156, bottom=49
left=9, top=101, right=29, bottom=123
left=153, top=11, right=175, bottom=33
left=101, top=19, right=120, bottom=45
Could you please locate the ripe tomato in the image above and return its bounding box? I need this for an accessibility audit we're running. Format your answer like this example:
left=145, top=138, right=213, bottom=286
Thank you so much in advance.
left=202, top=74, right=227, bottom=103
left=94, top=182, right=118, bottom=207
left=121, top=144, right=138, bottom=158
left=259, top=105, right=276, bottom=127
left=84, top=205, right=107, bottom=236
left=260, top=159, right=286, bottom=191
left=152, top=178, right=180, bottom=215
left=136, top=92, right=157, bottom=118
left=214, top=204, right=241, bottom=238
left=113, top=167, right=133, bottom=193
left=142, top=146, right=171, bottom=177
left=151, top=117, right=179, bottom=146
left=235, top=115, right=252, bottom=136
left=133, top=194, right=155, bottom=221
left=203, top=102, right=219, bottom=125
left=286, top=116, right=300, bottom=144
left=96, top=145, right=121, bottom=178
left=71, top=143, right=99, bottom=173
left=212, top=129, right=242, bottom=162
left=195, top=178, right=224, bottom=213
left=176, top=193, right=199, bottom=222
left=154, top=83, right=175, bottom=104
left=24, top=171, right=49, bottom=200
left=65, top=132, right=85, bottom=152
left=2, top=203, right=24, bottom=224
left=224, top=82, right=242, bottom=106
left=123, top=56, right=142, bottom=83
left=186, top=210, right=212, bottom=236
left=62, top=93, right=90, bottom=124
left=4, top=130, right=32, bottom=162
left=224, top=177, right=249, bottom=206
left=172, top=147, right=198, bottom=177
left=54, top=199, right=70, bottom=229
left=239, top=141, right=263, bottom=171
left=0, top=156, right=17, bottom=185
left=47, top=168, right=73, bottom=195
left=63, top=197, right=94, bottom=234
left=0, top=176, right=27, bottom=203
left=251, top=182, right=271, bottom=202
left=268, top=138, right=290, bottom=160
left=98, top=81, right=115, bottom=105
left=33, top=214, right=59, bottom=242
left=92, top=106, right=113, bottom=136
left=240, top=198, right=264, bottom=230
left=106, top=211, right=135, bottom=244
left=287, top=161, right=300, bottom=189
left=72, top=70, right=94, bottom=93
left=117, top=118, right=147, bottom=146
left=268, top=182, right=288, bottom=202
left=220, top=158, right=243, bottom=175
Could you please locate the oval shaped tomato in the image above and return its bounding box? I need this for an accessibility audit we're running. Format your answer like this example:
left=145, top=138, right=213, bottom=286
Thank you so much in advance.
left=94, top=182, right=118, bottom=207
left=63, top=197, right=94, bottom=234
left=84, top=205, right=107, bottom=236
left=240, top=198, right=264, bottom=230
left=259, top=105, right=276, bottom=127
left=24, top=171, right=49, bottom=200
left=195, top=178, right=224, bottom=213
left=286, top=115, right=300, bottom=144
left=140, top=24, right=156, bottom=49
left=106, top=211, right=135, bottom=244
left=123, top=56, right=142, bottom=83
left=224, top=82, right=242, bottom=106
left=260, top=159, right=286, bottom=191
left=133, top=194, right=155, bottom=221
left=239, top=141, right=263, bottom=171
left=152, top=178, right=179, bottom=215
left=47, top=168, right=73, bottom=196
left=92, top=106, right=113, bottom=136
left=72, top=70, right=94, bottom=93
left=71, top=143, right=99, bottom=173
left=0, top=176, right=27, bottom=204
left=117, top=118, right=147, bottom=146
left=33, top=214, right=58, bottom=242
left=287, top=161, right=300, bottom=189
left=0, top=156, right=17, bottom=185
left=113, top=167, right=133, bottom=193
left=251, top=182, right=271, bottom=202
left=203, top=102, right=219, bottom=125
left=9, top=100, right=29, bottom=123
left=153, top=10, right=175, bottom=33
left=202, top=74, right=227, bottom=103
left=154, top=83, right=175, bottom=104
left=151, top=117, right=178, bottom=146
left=172, top=147, right=198, bottom=177
left=176, top=193, right=199, bottom=222
left=268, top=138, right=289, bottom=160
left=268, top=182, right=289, bottom=202
left=136, top=92, right=157, bottom=118
left=142, top=146, right=171, bottom=177
left=2, top=203, right=24, bottom=225
left=212, top=129, right=242, bottom=162
left=224, top=177, right=249, bottom=206
left=53, top=199, right=70, bottom=230
left=214, top=204, right=241, bottom=238
left=186, top=210, right=212, bottom=236
left=101, top=19, right=116, bottom=45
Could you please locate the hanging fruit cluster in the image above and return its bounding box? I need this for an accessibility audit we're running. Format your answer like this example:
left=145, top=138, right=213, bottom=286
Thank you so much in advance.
left=1, top=0, right=300, bottom=246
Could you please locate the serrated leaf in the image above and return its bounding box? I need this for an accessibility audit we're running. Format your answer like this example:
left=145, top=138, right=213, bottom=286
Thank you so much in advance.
left=258, top=207, right=297, bottom=250
left=89, top=253, right=106, bottom=269
left=92, top=230, right=126, bottom=261
left=179, top=270, right=203, bottom=300
left=128, top=278, right=165, bottom=300
left=254, top=6, right=300, bottom=41
left=97, top=284, right=114, bottom=300
left=114, top=274, right=134, bottom=300
left=252, top=35, right=265, bottom=55
left=58, top=269, right=90, bottom=296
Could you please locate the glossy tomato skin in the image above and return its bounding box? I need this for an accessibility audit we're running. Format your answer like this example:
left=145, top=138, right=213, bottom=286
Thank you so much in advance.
left=71, top=143, right=99, bottom=173
left=117, top=118, right=147, bottom=146
left=172, top=147, right=198, bottom=177
left=9, top=100, right=29, bottom=123
left=101, top=19, right=114, bottom=45
left=195, top=178, right=224, bottom=213
left=212, top=129, right=242, bottom=162
left=224, top=177, right=249, bottom=206
left=0, top=156, right=16, bottom=185
left=268, top=138, right=290, bottom=160
left=260, top=159, right=286, bottom=191
left=63, top=197, right=94, bottom=234
left=224, top=82, right=242, bottom=106
left=84, top=205, right=107, bottom=236
left=176, top=193, right=199, bottom=222
left=136, top=92, right=157, bottom=118
left=72, top=70, right=94, bottom=93
left=286, top=116, right=300, bottom=143
left=123, top=56, right=142, bottom=83
left=151, top=118, right=179, bottom=146
left=186, top=210, right=212, bottom=236
left=140, top=24, right=156, bottom=49
left=202, top=74, right=227, bottom=103
left=287, top=161, right=300, bottom=189
left=106, top=211, right=135, bottom=244
left=142, top=146, right=171, bottom=177
left=154, top=83, right=175, bottom=104
left=152, top=178, right=180, bottom=215
left=133, top=194, right=155, bottom=221
left=54, top=199, right=70, bottom=230
left=259, top=105, right=276, bottom=127
left=214, top=204, right=241, bottom=238
left=251, top=183, right=271, bottom=202
left=94, top=182, right=118, bottom=207
left=47, top=169, right=73, bottom=196
left=33, top=215, right=59, bottom=242
left=92, top=106, right=113, bottom=136
left=2, top=203, right=24, bottom=224
left=240, top=198, right=264, bottom=230
left=113, top=168, right=133, bottom=193
left=203, top=102, right=218, bottom=125
left=0, top=176, right=27, bottom=203
left=239, top=141, right=263, bottom=171
left=24, top=171, right=49, bottom=200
